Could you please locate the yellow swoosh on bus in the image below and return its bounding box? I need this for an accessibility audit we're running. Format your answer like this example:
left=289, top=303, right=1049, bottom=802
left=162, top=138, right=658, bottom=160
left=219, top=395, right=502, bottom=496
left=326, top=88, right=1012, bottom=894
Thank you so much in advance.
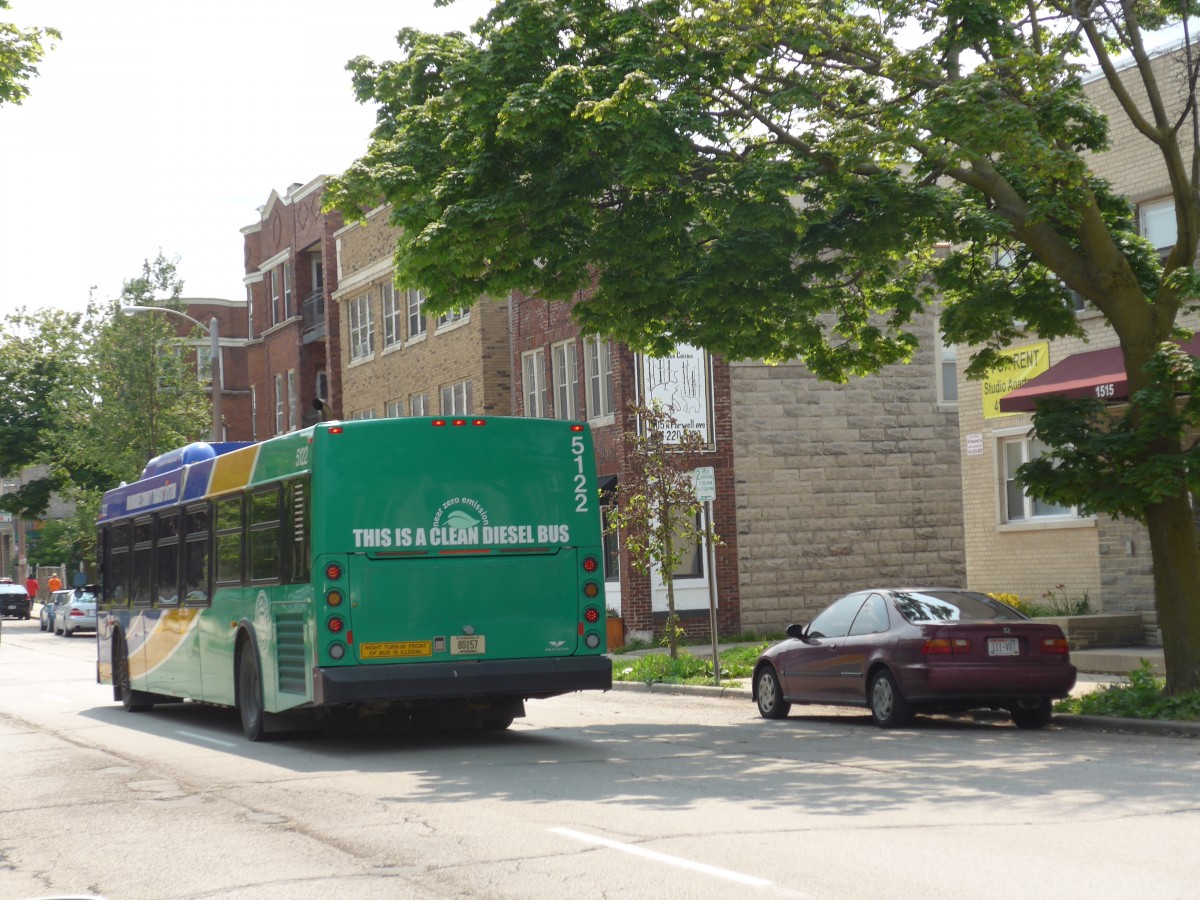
left=142, top=608, right=202, bottom=673
left=208, top=443, right=260, bottom=495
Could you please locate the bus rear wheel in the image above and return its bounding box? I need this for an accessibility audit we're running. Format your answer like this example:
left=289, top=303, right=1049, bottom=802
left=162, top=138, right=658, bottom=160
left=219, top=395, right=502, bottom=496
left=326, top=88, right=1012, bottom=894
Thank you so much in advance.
left=115, top=633, right=154, bottom=713
left=237, top=648, right=271, bottom=742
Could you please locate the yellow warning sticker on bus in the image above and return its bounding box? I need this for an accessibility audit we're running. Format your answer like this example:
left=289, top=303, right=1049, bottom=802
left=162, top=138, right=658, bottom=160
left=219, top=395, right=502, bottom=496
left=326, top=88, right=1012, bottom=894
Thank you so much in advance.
left=359, top=641, right=432, bottom=659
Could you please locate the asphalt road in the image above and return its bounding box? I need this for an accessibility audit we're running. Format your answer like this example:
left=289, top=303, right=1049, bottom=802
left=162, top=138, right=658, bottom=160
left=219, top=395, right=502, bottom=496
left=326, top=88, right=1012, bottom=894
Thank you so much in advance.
left=2, top=614, right=1199, bottom=899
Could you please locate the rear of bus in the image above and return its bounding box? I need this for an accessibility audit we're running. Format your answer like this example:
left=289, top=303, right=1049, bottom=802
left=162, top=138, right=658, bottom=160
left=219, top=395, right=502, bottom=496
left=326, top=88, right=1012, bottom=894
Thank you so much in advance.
left=308, top=416, right=612, bottom=724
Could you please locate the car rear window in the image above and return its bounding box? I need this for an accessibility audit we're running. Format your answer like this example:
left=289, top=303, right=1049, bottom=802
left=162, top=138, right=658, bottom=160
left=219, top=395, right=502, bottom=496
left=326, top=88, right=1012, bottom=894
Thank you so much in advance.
left=892, top=590, right=1026, bottom=624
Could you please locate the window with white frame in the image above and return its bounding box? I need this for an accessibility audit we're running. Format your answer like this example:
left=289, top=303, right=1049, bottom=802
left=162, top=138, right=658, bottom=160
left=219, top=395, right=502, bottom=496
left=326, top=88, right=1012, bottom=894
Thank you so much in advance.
left=407, top=288, right=427, bottom=339
left=385, top=399, right=404, bottom=417
left=441, top=379, right=473, bottom=415
left=410, top=393, right=428, bottom=416
left=382, top=282, right=401, bottom=349
left=247, top=287, right=255, bottom=339
left=274, top=374, right=284, bottom=435
left=552, top=339, right=580, bottom=419
left=937, top=329, right=957, bottom=404
left=999, top=433, right=1076, bottom=523
left=348, top=293, right=374, bottom=362
left=351, top=409, right=378, bottom=420
left=250, top=385, right=258, bottom=441
left=1139, top=198, right=1176, bottom=253
left=437, top=307, right=468, bottom=329
left=287, top=369, right=298, bottom=431
left=584, top=336, right=615, bottom=419
left=271, top=269, right=282, bottom=325
left=521, top=349, right=548, bottom=417
left=283, top=265, right=292, bottom=318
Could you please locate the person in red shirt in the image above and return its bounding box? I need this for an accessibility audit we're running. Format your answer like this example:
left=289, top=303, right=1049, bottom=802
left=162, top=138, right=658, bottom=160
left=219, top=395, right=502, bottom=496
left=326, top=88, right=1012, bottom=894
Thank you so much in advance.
left=25, top=576, right=39, bottom=602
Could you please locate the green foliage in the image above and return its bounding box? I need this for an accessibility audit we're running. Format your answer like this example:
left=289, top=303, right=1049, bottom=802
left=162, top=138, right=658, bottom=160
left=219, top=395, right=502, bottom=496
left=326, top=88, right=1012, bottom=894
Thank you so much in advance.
left=1056, top=662, right=1200, bottom=721
left=612, top=644, right=768, bottom=686
left=0, top=0, right=59, bottom=106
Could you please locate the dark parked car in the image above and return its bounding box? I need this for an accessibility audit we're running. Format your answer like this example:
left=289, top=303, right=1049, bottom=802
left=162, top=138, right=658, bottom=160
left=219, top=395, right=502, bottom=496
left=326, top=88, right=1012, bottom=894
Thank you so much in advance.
left=753, top=588, right=1077, bottom=729
left=0, top=579, right=32, bottom=619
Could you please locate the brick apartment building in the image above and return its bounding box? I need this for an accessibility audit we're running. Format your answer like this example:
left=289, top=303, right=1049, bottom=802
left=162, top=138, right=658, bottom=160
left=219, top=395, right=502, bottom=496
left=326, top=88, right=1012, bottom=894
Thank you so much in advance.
left=176, top=297, right=252, bottom=441
left=240, top=178, right=344, bottom=438
left=332, top=205, right=512, bottom=419
left=955, top=40, right=1200, bottom=641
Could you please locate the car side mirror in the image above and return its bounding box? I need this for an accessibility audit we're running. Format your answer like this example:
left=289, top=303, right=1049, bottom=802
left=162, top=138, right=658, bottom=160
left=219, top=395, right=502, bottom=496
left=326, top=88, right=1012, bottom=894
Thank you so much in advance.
left=785, top=623, right=807, bottom=640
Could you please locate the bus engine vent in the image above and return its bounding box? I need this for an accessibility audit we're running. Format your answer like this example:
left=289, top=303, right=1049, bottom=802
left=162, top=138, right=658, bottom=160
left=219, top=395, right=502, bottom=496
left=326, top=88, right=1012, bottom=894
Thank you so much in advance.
left=275, top=611, right=307, bottom=694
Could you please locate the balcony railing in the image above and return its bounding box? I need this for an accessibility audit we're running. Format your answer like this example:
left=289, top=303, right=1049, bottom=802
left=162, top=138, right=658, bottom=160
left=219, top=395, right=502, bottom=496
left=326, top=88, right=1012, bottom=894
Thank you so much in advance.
left=302, top=289, right=325, bottom=341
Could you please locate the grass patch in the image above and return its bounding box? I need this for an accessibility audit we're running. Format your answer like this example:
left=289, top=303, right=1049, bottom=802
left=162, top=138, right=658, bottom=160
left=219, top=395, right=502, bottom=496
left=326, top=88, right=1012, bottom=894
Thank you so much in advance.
left=1055, top=661, right=1200, bottom=721
left=611, top=644, right=768, bottom=686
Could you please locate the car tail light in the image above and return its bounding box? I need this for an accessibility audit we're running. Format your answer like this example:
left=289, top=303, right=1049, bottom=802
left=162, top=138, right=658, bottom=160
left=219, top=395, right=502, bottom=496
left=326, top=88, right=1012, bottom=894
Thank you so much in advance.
left=922, top=638, right=972, bottom=655
left=70, top=608, right=85, bottom=617
left=1040, top=637, right=1070, bottom=656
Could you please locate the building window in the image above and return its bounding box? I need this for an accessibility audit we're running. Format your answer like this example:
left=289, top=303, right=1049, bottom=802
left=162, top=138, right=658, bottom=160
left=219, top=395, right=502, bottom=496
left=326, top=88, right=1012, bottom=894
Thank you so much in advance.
left=349, top=293, right=374, bottom=362
left=552, top=339, right=580, bottom=420
left=584, top=336, right=615, bottom=419
left=1140, top=198, right=1176, bottom=253
left=602, top=506, right=620, bottom=583
left=437, top=308, right=468, bottom=329
left=999, top=434, right=1077, bottom=522
left=411, top=393, right=428, bottom=417
left=247, top=287, right=255, bottom=339
left=382, top=282, right=401, bottom=349
left=315, top=370, right=328, bottom=403
left=351, top=409, right=377, bottom=420
left=937, top=328, right=957, bottom=404
left=441, top=380, right=473, bottom=415
left=274, top=374, right=284, bottom=435
left=670, top=510, right=704, bottom=579
left=283, top=265, right=292, bottom=318
left=270, top=269, right=282, bottom=326
left=386, top=399, right=404, bottom=417
left=407, top=288, right=427, bottom=340
left=287, top=368, right=298, bottom=431
left=521, top=349, right=547, bottom=417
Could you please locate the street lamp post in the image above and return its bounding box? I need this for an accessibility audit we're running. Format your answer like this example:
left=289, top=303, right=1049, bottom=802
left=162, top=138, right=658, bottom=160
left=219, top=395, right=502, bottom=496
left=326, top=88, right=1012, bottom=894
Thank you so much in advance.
left=120, top=306, right=222, bottom=441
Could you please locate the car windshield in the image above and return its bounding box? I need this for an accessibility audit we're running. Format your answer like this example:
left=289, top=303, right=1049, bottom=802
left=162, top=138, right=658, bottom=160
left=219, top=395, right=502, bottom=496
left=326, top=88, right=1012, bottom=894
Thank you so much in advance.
left=892, top=590, right=1025, bottom=624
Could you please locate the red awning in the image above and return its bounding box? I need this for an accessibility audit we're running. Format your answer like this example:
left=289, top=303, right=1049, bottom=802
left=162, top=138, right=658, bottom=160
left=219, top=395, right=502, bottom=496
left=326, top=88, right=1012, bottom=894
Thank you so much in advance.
left=998, top=336, right=1200, bottom=413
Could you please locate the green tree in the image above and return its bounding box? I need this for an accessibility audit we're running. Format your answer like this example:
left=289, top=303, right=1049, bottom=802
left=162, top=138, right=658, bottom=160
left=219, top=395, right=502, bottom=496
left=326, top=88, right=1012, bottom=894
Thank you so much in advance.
left=331, top=1, right=1200, bottom=691
left=0, top=0, right=58, bottom=106
left=605, top=402, right=716, bottom=659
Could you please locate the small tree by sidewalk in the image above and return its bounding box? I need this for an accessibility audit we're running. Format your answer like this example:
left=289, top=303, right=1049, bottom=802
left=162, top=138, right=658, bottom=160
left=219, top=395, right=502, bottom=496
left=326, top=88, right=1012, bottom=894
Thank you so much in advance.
left=606, top=401, right=719, bottom=660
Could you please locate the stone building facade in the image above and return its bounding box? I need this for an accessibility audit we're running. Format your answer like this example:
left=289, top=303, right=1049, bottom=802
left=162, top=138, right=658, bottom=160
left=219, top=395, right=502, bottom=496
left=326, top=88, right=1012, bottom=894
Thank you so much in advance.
left=240, top=178, right=344, bottom=438
left=332, top=205, right=512, bottom=421
left=955, top=40, right=1200, bottom=640
left=510, top=292, right=743, bottom=643
left=729, top=306, right=966, bottom=632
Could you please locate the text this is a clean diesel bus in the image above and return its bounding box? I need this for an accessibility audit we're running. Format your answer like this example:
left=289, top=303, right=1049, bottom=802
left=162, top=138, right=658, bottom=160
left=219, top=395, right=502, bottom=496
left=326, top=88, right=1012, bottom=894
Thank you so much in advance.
left=96, top=416, right=612, bottom=740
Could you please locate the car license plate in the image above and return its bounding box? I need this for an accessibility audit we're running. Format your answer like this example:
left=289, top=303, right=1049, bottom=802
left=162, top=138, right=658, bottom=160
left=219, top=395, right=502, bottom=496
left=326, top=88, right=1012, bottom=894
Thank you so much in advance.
left=359, top=641, right=432, bottom=659
left=988, top=638, right=1020, bottom=657
left=450, top=635, right=486, bottom=655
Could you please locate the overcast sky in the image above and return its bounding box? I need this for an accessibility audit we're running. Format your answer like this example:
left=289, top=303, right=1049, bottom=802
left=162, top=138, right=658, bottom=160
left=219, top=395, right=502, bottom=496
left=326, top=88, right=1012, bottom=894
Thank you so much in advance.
left=0, top=0, right=495, bottom=315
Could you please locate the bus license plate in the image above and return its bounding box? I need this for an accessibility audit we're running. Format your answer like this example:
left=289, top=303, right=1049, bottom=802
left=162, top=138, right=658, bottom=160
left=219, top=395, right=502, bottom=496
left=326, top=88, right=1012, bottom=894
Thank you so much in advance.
left=360, top=641, right=432, bottom=659
left=988, top=638, right=1020, bottom=657
left=450, top=635, right=486, bottom=655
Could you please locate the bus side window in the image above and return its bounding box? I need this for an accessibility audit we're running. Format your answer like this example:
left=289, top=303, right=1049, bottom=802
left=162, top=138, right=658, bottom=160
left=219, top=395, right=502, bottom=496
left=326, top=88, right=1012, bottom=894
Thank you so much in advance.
left=131, top=516, right=154, bottom=607
left=285, top=478, right=310, bottom=584
left=215, top=495, right=245, bottom=586
left=249, top=486, right=282, bottom=583
left=184, top=504, right=211, bottom=606
left=107, top=522, right=131, bottom=608
left=155, top=510, right=181, bottom=607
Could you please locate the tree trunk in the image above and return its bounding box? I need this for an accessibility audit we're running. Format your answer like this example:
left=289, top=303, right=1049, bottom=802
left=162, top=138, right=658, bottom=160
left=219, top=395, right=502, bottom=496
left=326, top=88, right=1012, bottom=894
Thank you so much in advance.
left=664, top=529, right=678, bottom=659
left=1144, top=492, right=1200, bottom=694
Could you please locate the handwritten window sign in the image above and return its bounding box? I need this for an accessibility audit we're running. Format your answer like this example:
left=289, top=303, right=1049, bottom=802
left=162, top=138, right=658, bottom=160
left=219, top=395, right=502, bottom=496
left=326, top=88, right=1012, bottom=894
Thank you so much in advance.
left=639, top=343, right=711, bottom=443
left=982, top=342, right=1050, bottom=419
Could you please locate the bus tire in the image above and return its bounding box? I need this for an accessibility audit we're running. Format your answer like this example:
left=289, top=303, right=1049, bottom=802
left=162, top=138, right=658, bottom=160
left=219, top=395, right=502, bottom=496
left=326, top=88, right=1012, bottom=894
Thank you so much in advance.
left=237, top=647, right=270, bottom=742
left=482, top=716, right=514, bottom=731
left=115, top=633, right=154, bottom=713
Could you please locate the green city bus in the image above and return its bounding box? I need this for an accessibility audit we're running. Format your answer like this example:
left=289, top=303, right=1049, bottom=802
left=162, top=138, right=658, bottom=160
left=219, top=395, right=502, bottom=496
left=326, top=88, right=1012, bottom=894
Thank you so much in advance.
left=96, top=416, right=612, bottom=740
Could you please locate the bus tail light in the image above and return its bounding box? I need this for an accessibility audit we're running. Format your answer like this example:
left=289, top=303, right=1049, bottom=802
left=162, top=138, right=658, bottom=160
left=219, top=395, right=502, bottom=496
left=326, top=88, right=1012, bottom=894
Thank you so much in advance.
left=328, top=643, right=346, bottom=660
left=584, top=607, right=600, bottom=624
left=324, top=562, right=343, bottom=581
left=583, top=582, right=599, bottom=599
left=327, top=616, right=345, bottom=634
left=326, top=589, right=343, bottom=607
left=584, top=632, right=601, bottom=649
left=582, top=556, right=598, bottom=573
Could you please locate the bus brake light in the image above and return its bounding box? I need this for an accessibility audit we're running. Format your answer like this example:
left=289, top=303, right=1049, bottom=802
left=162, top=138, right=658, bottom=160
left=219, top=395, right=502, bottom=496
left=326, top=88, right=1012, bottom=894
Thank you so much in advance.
left=432, top=419, right=447, bottom=426
left=570, top=424, right=584, bottom=432
left=327, top=616, right=345, bottom=634
left=584, top=607, right=600, bottom=624
left=324, top=563, right=342, bottom=581
left=582, top=556, right=598, bottom=573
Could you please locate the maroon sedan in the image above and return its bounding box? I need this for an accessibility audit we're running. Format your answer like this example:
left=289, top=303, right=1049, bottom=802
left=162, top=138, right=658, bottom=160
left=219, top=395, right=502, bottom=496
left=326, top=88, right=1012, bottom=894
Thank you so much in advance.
left=753, top=588, right=1077, bottom=729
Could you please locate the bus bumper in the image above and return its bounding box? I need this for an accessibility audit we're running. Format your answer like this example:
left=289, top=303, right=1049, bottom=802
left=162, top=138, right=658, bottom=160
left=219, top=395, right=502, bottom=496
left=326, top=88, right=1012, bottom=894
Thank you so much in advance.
left=312, top=656, right=613, bottom=705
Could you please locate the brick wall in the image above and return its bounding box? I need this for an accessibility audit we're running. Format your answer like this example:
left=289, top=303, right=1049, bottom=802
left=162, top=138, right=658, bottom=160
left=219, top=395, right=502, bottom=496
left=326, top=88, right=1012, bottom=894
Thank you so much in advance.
left=730, top=306, right=966, bottom=632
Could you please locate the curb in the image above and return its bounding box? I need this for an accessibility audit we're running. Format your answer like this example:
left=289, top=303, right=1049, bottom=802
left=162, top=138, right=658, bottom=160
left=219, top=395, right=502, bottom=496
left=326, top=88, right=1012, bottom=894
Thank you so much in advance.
left=609, top=679, right=1200, bottom=737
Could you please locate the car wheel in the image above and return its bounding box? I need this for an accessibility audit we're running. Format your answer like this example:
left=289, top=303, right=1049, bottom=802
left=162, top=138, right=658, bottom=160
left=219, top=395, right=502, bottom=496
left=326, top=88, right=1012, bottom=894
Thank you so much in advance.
left=115, top=633, right=154, bottom=712
left=39, top=616, right=46, bottom=632
left=1010, top=699, right=1054, bottom=729
left=755, top=665, right=791, bottom=719
left=869, top=669, right=912, bottom=728
left=237, top=647, right=269, bottom=742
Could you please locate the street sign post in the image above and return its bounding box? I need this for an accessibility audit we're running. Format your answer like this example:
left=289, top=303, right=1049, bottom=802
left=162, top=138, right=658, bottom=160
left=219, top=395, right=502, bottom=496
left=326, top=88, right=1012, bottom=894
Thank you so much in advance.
left=693, top=466, right=720, bottom=683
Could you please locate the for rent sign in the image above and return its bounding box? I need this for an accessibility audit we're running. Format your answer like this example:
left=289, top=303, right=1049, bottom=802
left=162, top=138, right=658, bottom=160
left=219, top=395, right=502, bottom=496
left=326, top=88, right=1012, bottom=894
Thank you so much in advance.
left=982, top=342, right=1050, bottom=419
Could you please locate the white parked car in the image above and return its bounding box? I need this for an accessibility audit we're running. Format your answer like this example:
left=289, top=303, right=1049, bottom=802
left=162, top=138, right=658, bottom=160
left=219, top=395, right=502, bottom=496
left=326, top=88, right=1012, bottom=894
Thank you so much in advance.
left=57, top=588, right=98, bottom=637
